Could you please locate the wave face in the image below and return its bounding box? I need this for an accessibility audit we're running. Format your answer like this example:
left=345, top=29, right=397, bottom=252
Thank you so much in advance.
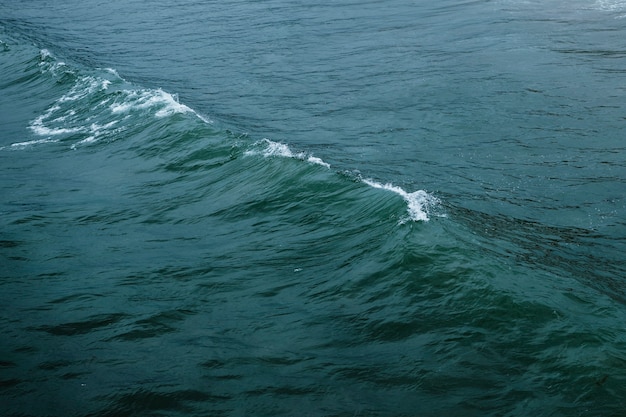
left=1, top=1, right=626, bottom=416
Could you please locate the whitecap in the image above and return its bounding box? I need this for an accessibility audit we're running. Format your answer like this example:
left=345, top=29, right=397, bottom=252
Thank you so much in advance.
left=110, top=88, right=195, bottom=118
left=154, top=91, right=194, bottom=117
left=27, top=53, right=210, bottom=149
left=104, top=68, right=121, bottom=78
left=39, top=49, right=53, bottom=60
left=362, top=178, right=439, bottom=223
left=245, top=138, right=331, bottom=168
left=307, top=156, right=331, bottom=169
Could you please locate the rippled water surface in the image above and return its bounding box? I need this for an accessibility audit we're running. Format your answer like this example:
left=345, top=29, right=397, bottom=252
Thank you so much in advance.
left=1, top=0, right=626, bottom=415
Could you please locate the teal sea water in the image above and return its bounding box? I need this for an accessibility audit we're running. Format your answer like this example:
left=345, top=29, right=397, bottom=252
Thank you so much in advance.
left=1, top=0, right=625, bottom=415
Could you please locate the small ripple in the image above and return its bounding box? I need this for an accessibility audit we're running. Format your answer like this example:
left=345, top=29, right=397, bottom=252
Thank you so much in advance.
left=88, top=388, right=228, bottom=417
left=0, top=378, right=22, bottom=388
left=109, top=309, right=195, bottom=341
left=37, top=359, right=73, bottom=371
left=32, top=313, right=129, bottom=336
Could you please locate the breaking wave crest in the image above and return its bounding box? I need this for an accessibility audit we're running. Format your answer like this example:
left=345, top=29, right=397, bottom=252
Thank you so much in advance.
left=24, top=49, right=210, bottom=150
left=245, top=139, right=440, bottom=222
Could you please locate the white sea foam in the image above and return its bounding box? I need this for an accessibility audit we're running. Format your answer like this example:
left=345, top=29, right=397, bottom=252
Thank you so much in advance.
left=99, top=68, right=212, bottom=122
left=259, top=139, right=299, bottom=158
left=245, top=138, right=331, bottom=168
left=27, top=69, right=208, bottom=149
left=59, top=76, right=107, bottom=102
left=39, top=49, right=54, bottom=61
left=110, top=88, right=197, bottom=119
left=362, top=178, right=438, bottom=222
left=592, top=0, right=626, bottom=16
left=154, top=92, right=194, bottom=117
left=30, top=102, right=83, bottom=137
left=29, top=90, right=123, bottom=148
left=70, top=121, right=123, bottom=149
left=30, top=117, right=85, bottom=136
left=306, top=156, right=331, bottom=168
left=245, top=139, right=436, bottom=221
left=104, top=68, right=121, bottom=77
left=22, top=51, right=210, bottom=150
left=595, top=0, right=626, bottom=11
left=37, top=49, right=72, bottom=77
left=8, top=138, right=60, bottom=149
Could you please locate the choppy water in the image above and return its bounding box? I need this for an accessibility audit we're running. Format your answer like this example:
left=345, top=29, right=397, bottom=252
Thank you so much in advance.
left=1, top=0, right=625, bottom=416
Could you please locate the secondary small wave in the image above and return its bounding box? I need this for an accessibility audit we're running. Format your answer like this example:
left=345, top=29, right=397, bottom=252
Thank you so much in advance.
left=6, top=138, right=59, bottom=149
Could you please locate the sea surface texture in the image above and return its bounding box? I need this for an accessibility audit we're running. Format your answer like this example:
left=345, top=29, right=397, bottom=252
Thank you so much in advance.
left=1, top=0, right=625, bottom=416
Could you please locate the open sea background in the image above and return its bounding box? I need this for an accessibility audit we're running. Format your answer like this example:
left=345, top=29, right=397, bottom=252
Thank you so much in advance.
left=1, top=0, right=625, bottom=415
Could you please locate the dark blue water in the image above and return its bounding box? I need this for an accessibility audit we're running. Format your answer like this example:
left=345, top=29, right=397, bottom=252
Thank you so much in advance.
left=1, top=1, right=626, bottom=415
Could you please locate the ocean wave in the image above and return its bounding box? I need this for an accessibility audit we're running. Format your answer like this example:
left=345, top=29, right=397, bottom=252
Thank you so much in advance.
left=15, top=47, right=441, bottom=222
left=244, top=139, right=439, bottom=222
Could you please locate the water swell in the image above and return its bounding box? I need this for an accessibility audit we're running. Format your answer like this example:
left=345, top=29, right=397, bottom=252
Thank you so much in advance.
left=3, top=10, right=626, bottom=417
left=9, top=46, right=441, bottom=223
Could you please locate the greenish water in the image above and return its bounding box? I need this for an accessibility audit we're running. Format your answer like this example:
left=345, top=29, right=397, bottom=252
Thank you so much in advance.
left=1, top=1, right=625, bottom=415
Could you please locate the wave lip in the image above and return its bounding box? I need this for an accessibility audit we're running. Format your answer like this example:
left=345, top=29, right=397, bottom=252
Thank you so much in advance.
left=245, top=138, right=331, bottom=168
left=362, top=178, right=439, bottom=223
